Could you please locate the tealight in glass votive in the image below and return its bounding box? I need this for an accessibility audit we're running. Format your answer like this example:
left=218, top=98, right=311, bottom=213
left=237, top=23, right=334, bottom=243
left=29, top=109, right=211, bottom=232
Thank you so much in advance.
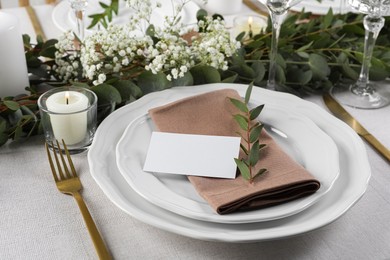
left=232, top=14, right=268, bottom=39
left=38, top=86, right=97, bottom=154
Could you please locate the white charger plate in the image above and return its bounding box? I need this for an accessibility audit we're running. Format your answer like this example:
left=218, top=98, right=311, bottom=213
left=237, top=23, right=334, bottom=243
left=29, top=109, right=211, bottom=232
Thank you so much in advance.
left=52, top=0, right=199, bottom=33
left=88, top=83, right=371, bottom=242
left=115, top=104, right=339, bottom=223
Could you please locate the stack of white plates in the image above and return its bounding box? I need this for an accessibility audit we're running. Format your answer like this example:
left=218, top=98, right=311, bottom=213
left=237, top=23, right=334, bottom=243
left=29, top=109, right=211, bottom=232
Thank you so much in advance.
left=88, top=83, right=371, bottom=242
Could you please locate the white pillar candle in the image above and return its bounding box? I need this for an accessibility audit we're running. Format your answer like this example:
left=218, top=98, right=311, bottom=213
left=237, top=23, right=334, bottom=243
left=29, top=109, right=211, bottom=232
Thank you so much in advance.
left=0, top=11, right=29, bottom=97
left=46, top=91, right=89, bottom=145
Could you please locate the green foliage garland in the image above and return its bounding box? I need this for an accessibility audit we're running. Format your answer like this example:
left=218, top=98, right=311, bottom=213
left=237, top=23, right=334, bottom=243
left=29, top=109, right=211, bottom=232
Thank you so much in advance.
left=2, top=10, right=390, bottom=147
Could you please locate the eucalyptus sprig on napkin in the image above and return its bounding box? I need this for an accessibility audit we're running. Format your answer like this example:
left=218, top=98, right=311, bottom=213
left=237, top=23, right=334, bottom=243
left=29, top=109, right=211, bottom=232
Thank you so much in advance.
left=230, top=83, right=267, bottom=183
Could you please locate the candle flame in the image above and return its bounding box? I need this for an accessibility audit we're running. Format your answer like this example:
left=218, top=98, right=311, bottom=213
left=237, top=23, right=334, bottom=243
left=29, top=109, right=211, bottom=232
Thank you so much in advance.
left=65, top=91, right=70, bottom=105
left=248, top=16, right=253, bottom=26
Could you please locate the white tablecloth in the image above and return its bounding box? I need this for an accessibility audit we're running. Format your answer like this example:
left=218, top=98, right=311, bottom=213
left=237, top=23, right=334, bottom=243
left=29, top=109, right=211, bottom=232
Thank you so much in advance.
left=1, top=2, right=390, bottom=259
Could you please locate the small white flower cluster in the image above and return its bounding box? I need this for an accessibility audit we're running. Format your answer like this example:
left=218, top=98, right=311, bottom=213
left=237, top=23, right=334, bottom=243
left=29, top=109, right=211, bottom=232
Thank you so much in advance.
left=54, top=0, right=239, bottom=84
left=80, top=24, right=154, bottom=85
left=192, top=17, right=241, bottom=71
left=126, top=0, right=160, bottom=32
left=145, top=33, right=193, bottom=81
left=53, top=31, right=81, bottom=81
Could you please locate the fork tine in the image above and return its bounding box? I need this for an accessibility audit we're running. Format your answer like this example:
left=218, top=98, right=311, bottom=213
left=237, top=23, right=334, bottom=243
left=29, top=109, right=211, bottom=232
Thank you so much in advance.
left=52, top=140, right=66, bottom=180
left=62, top=139, right=78, bottom=178
left=56, top=140, right=72, bottom=179
left=45, top=142, right=59, bottom=182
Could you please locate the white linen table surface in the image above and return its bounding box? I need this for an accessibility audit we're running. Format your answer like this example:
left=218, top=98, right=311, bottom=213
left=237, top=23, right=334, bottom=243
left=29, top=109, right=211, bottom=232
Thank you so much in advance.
left=1, top=2, right=390, bottom=259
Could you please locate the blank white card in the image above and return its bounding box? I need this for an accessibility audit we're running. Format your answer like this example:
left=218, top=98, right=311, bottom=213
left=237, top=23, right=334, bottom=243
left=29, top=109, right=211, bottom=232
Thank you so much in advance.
left=143, top=132, right=241, bottom=179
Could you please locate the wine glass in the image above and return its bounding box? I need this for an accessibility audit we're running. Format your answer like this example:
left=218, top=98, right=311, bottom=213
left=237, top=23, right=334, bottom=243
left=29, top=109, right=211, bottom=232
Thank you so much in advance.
left=257, top=0, right=303, bottom=90
left=331, top=0, right=390, bottom=109
left=68, top=0, right=88, bottom=40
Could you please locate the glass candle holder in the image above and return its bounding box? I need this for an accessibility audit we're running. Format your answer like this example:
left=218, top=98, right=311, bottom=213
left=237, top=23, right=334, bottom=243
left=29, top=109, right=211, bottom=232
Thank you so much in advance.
left=233, top=14, right=268, bottom=39
left=38, top=86, right=97, bottom=154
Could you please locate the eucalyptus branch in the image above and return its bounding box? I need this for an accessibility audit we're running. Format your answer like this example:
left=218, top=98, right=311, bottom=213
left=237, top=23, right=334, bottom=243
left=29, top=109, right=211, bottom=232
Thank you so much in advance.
left=230, top=83, right=267, bottom=183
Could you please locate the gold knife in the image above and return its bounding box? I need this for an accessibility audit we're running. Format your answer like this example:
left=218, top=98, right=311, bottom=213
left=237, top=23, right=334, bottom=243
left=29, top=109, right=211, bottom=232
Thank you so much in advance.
left=323, top=93, right=390, bottom=162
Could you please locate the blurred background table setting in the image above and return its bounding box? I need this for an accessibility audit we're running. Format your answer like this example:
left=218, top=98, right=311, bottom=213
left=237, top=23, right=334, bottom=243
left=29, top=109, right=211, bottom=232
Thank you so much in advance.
left=0, top=0, right=389, bottom=259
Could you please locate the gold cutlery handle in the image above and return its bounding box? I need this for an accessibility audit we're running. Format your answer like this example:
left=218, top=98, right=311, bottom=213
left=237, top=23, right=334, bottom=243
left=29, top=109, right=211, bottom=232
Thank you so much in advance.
left=362, top=134, right=390, bottom=162
left=73, top=192, right=112, bottom=260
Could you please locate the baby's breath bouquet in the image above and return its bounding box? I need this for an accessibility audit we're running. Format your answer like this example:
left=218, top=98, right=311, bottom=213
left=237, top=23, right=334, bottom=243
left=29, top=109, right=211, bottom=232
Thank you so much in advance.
left=54, top=0, right=240, bottom=102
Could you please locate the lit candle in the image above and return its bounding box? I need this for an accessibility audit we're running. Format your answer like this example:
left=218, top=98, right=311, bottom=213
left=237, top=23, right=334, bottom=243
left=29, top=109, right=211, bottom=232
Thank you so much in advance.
left=233, top=15, right=268, bottom=39
left=46, top=91, right=89, bottom=145
left=0, top=11, right=29, bottom=97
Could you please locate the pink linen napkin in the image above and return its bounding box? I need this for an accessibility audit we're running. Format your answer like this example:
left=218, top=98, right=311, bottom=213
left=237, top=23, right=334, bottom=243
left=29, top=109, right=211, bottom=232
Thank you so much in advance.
left=148, top=88, right=320, bottom=215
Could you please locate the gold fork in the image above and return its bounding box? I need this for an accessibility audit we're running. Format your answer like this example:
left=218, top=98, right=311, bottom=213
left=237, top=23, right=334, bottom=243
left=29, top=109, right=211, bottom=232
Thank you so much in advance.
left=45, top=140, right=112, bottom=260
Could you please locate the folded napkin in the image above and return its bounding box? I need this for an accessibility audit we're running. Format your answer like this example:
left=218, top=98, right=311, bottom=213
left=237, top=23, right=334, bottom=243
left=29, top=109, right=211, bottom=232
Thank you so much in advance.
left=149, top=89, right=320, bottom=215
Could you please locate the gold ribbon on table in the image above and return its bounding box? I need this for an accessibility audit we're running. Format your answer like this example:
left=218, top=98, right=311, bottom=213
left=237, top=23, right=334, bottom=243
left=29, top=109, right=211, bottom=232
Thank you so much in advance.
left=19, top=0, right=30, bottom=6
left=25, top=5, right=47, bottom=41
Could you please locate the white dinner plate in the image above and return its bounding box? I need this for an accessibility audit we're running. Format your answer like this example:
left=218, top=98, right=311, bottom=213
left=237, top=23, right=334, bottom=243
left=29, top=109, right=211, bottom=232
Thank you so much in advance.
left=52, top=0, right=199, bottom=33
left=115, top=104, right=339, bottom=223
left=88, top=83, right=371, bottom=242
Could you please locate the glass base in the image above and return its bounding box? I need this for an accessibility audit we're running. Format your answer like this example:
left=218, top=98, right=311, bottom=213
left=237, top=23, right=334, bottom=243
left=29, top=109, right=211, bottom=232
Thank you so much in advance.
left=331, top=81, right=390, bottom=109
left=47, top=141, right=90, bottom=154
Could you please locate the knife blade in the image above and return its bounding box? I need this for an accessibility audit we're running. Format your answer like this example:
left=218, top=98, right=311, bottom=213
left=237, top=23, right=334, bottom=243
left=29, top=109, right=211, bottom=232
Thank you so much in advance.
left=323, top=93, right=390, bottom=162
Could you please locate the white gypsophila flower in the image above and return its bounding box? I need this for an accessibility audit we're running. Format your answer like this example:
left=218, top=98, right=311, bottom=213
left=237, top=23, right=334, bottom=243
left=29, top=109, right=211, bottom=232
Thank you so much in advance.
left=191, top=17, right=241, bottom=70
left=80, top=23, right=154, bottom=83
left=145, top=34, right=193, bottom=81
left=54, top=30, right=82, bottom=81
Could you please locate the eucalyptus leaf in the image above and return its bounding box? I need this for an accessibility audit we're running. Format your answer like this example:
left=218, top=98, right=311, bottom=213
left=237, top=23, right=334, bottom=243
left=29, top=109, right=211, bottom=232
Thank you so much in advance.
left=249, top=104, right=264, bottom=120
left=172, top=72, right=194, bottom=86
left=240, top=143, right=248, bottom=155
left=137, top=71, right=172, bottom=94
left=230, top=98, right=249, bottom=113
left=3, top=101, right=20, bottom=111
left=112, top=80, right=142, bottom=101
left=230, top=64, right=255, bottom=79
left=91, top=83, right=122, bottom=105
left=251, top=61, right=266, bottom=85
left=249, top=124, right=264, bottom=143
left=253, top=168, right=267, bottom=180
left=234, top=158, right=250, bottom=180
left=233, top=114, right=248, bottom=131
left=245, top=82, right=253, bottom=104
left=221, top=70, right=238, bottom=83
left=309, top=53, right=330, bottom=80
left=190, top=65, right=221, bottom=85
left=249, top=141, right=260, bottom=166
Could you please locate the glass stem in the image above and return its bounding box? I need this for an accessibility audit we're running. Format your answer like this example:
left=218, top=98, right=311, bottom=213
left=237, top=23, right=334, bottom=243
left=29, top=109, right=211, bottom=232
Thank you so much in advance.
left=354, top=15, right=384, bottom=94
left=75, top=9, right=85, bottom=41
left=268, top=12, right=286, bottom=90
